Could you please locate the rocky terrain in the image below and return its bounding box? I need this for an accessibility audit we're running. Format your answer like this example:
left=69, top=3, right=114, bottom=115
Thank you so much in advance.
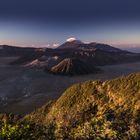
left=8, top=39, right=140, bottom=75
left=49, top=58, right=100, bottom=75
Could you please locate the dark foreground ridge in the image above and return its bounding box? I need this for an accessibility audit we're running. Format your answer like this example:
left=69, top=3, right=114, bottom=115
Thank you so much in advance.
left=0, top=72, right=140, bottom=139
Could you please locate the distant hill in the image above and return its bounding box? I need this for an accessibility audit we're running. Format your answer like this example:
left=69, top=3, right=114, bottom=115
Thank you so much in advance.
left=10, top=48, right=52, bottom=65
left=26, top=72, right=140, bottom=139
left=24, top=55, right=60, bottom=69
left=0, top=45, right=36, bottom=57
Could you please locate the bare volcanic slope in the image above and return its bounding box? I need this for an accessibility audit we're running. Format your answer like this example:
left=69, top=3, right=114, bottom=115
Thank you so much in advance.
left=25, top=55, right=61, bottom=69
left=49, top=58, right=100, bottom=75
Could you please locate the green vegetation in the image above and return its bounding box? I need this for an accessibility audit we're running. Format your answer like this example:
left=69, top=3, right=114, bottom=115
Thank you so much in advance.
left=0, top=73, right=140, bottom=139
left=0, top=114, right=47, bottom=140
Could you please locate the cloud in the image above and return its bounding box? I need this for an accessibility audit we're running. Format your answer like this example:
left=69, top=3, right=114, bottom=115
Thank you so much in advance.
left=66, top=37, right=77, bottom=42
left=31, top=45, right=35, bottom=47
left=53, top=43, right=59, bottom=48
left=40, top=44, right=50, bottom=48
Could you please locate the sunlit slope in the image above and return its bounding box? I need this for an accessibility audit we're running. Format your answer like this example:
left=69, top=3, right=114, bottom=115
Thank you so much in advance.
left=43, top=73, right=140, bottom=139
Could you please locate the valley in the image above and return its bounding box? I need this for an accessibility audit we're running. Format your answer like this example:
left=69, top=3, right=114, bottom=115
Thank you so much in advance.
left=0, top=56, right=140, bottom=114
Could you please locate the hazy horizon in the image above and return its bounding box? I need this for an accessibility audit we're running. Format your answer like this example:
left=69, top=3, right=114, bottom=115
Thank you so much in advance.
left=0, top=0, right=140, bottom=49
left=1, top=39, right=140, bottom=53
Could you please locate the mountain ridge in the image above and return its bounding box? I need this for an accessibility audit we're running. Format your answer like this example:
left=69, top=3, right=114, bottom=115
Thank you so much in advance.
left=2, top=40, right=140, bottom=76
left=0, top=72, right=140, bottom=139
left=24, top=72, right=140, bottom=139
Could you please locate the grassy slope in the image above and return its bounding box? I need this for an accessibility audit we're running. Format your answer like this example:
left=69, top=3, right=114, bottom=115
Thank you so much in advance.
left=26, top=72, right=140, bottom=139
left=2, top=72, right=139, bottom=139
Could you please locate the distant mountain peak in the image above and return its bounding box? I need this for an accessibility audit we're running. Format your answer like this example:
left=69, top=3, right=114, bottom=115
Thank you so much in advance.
left=66, top=37, right=77, bottom=42
left=57, top=38, right=83, bottom=49
left=66, top=37, right=82, bottom=43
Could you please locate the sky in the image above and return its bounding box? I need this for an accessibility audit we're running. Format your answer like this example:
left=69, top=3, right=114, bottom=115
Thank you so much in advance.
left=0, top=0, right=140, bottom=48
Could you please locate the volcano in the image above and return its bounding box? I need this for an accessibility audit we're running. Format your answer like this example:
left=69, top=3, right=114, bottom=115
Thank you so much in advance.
left=49, top=58, right=100, bottom=75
